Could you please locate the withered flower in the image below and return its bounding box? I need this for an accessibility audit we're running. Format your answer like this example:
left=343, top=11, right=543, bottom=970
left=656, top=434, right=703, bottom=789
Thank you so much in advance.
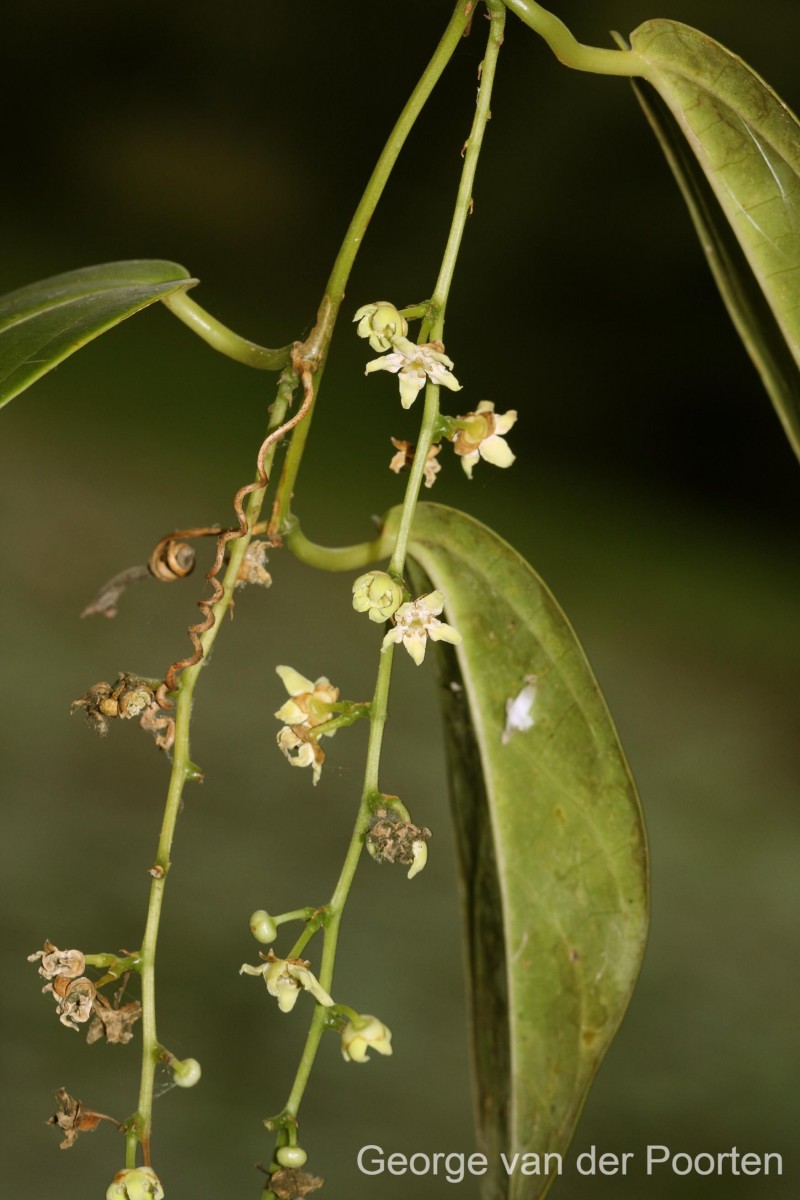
left=236, top=539, right=272, bottom=588
left=389, top=437, right=441, bottom=488
left=72, top=675, right=155, bottom=736
left=366, top=807, right=431, bottom=880
left=86, top=993, right=143, bottom=1045
left=28, top=940, right=85, bottom=983
left=48, top=1088, right=118, bottom=1149
left=48, top=975, right=97, bottom=1031
left=268, top=1167, right=325, bottom=1199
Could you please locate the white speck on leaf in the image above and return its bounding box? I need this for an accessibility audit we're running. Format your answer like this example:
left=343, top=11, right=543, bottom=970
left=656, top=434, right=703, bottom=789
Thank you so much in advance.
left=502, top=675, right=537, bottom=745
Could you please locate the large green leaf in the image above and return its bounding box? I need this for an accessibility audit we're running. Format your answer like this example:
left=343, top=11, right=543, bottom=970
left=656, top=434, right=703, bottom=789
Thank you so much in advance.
left=404, top=503, right=648, bottom=1200
left=0, top=260, right=195, bottom=408
left=630, top=20, right=800, bottom=458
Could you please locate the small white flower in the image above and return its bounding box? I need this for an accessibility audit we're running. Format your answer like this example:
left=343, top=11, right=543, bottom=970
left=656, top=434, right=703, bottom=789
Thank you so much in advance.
left=381, top=591, right=461, bottom=666
left=240, top=955, right=334, bottom=1013
left=366, top=335, right=461, bottom=409
left=341, top=1014, right=393, bottom=1063
left=353, top=301, right=408, bottom=352
left=389, top=438, right=441, bottom=488
left=451, top=400, right=517, bottom=479
left=502, top=675, right=537, bottom=745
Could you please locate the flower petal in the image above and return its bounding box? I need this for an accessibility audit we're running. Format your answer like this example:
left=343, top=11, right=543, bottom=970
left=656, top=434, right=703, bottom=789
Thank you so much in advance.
left=480, top=435, right=516, bottom=469
left=428, top=622, right=462, bottom=646
left=276, top=665, right=315, bottom=696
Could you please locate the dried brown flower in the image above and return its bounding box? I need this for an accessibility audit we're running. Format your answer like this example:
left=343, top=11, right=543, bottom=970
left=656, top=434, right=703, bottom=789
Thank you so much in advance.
left=269, top=1167, right=325, bottom=1199
left=86, top=993, right=143, bottom=1045
left=47, top=975, right=97, bottom=1031
left=28, top=940, right=85, bottom=983
left=236, top=539, right=272, bottom=588
left=48, top=1088, right=118, bottom=1149
left=389, top=437, right=441, bottom=488
left=72, top=675, right=156, bottom=736
left=366, top=807, right=431, bottom=867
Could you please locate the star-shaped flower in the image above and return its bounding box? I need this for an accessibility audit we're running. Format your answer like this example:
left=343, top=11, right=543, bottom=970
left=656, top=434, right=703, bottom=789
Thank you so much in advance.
left=240, top=953, right=334, bottom=1013
left=274, top=666, right=339, bottom=730
left=365, top=336, right=461, bottom=409
left=381, top=591, right=461, bottom=665
left=451, top=400, right=517, bottom=479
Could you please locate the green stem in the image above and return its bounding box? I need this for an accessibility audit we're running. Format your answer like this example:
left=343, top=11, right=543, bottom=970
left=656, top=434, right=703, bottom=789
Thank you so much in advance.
left=132, top=377, right=297, bottom=1162
left=275, top=6, right=506, bottom=1135
left=162, top=291, right=292, bottom=369
left=283, top=519, right=394, bottom=571
left=502, top=0, right=644, bottom=75
left=268, top=0, right=473, bottom=538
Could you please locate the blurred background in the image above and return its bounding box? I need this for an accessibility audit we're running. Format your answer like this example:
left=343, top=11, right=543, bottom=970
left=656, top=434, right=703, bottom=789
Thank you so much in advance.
left=1, top=1, right=798, bottom=1196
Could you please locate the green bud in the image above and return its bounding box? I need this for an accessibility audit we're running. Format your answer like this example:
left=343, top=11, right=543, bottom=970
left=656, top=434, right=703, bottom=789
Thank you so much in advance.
left=353, top=301, right=408, bottom=352
left=249, top=909, right=278, bottom=944
left=352, top=571, right=403, bottom=624
left=276, top=1145, right=308, bottom=1168
left=171, top=1056, right=202, bottom=1088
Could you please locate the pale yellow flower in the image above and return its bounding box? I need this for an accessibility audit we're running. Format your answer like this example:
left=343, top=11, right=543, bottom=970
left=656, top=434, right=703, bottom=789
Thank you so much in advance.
left=354, top=301, right=408, bottom=352
left=240, top=955, right=334, bottom=1013
left=451, top=400, right=517, bottom=479
left=341, top=1014, right=393, bottom=1063
left=382, top=591, right=461, bottom=665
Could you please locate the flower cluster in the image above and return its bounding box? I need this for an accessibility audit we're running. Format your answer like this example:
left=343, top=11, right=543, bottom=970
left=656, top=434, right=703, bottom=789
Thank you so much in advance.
left=381, top=591, right=461, bottom=666
left=28, top=940, right=96, bottom=1031
left=356, top=300, right=461, bottom=409
left=356, top=300, right=517, bottom=482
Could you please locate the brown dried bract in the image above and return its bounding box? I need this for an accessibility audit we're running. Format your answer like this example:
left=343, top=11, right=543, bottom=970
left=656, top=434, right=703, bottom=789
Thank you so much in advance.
left=81, top=563, right=152, bottom=619
left=48, top=1088, right=118, bottom=1149
left=366, top=806, right=432, bottom=867
left=269, top=1168, right=324, bottom=1199
left=28, top=940, right=85, bottom=983
left=86, top=993, right=143, bottom=1045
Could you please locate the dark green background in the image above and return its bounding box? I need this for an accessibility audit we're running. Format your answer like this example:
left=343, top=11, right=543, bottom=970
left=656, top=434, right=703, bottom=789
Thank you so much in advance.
left=2, top=2, right=798, bottom=1197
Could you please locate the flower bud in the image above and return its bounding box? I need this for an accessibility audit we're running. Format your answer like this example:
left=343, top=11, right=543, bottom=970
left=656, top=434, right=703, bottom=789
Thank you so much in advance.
left=353, top=301, right=408, bottom=352
left=276, top=1145, right=308, bottom=1168
left=106, top=1167, right=164, bottom=1200
left=249, top=909, right=278, bottom=944
left=352, top=571, right=403, bottom=624
left=171, top=1057, right=202, bottom=1088
left=341, top=1014, right=393, bottom=1063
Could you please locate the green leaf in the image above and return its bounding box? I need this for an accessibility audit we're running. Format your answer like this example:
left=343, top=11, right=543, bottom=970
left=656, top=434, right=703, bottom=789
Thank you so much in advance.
left=404, top=503, right=648, bottom=1200
left=0, top=260, right=195, bottom=408
left=630, top=20, right=800, bottom=458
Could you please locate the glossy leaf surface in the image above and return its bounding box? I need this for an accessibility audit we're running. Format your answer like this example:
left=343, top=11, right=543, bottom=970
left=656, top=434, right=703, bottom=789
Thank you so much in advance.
left=0, top=260, right=195, bottom=408
left=631, top=20, right=800, bottom=457
left=405, top=503, right=648, bottom=1199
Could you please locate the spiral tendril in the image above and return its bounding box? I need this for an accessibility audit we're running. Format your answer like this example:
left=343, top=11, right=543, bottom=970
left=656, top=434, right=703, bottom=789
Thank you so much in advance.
left=156, top=369, right=313, bottom=708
